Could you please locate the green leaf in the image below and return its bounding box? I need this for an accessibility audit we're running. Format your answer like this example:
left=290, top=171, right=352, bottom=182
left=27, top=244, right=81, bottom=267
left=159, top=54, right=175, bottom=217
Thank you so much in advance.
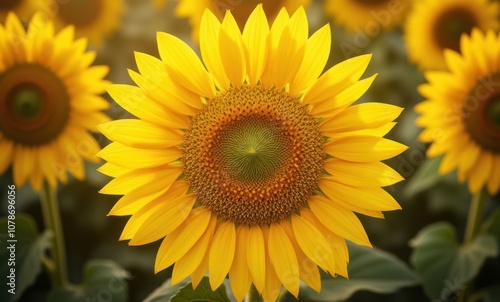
left=410, top=222, right=498, bottom=299
left=169, top=277, right=231, bottom=302
left=471, top=285, right=500, bottom=302
left=404, top=155, right=443, bottom=197
left=48, top=259, right=129, bottom=302
left=482, top=209, right=500, bottom=244
left=300, top=242, right=418, bottom=301
left=144, top=279, right=191, bottom=302
left=0, top=214, right=52, bottom=302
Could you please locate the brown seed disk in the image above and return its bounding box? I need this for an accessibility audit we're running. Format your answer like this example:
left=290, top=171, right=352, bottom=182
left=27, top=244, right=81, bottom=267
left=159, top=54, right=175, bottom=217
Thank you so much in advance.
left=183, top=85, right=325, bottom=225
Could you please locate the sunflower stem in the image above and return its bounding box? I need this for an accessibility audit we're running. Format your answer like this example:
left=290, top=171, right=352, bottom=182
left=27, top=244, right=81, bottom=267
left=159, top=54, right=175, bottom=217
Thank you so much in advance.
left=40, top=182, right=68, bottom=288
left=463, top=188, right=488, bottom=243
left=245, top=284, right=263, bottom=302
left=458, top=188, right=488, bottom=302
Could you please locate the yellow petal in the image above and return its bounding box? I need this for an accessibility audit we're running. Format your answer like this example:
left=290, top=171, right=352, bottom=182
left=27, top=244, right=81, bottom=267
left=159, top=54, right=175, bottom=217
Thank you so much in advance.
left=268, top=223, right=300, bottom=297
left=108, top=184, right=168, bottom=216
left=129, top=194, right=196, bottom=245
left=308, top=195, right=371, bottom=247
left=13, top=146, right=34, bottom=188
left=247, top=225, right=266, bottom=292
left=107, top=84, right=189, bottom=129
left=290, top=24, right=331, bottom=95
left=261, top=226, right=282, bottom=302
left=98, top=162, right=133, bottom=178
left=269, top=6, right=308, bottom=89
left=172, top=216, right=217, bottom=285
left=209, top=221, right=237, bottom=290
left=300, top=208, right=349, bottom=278
left=98, top=119, right=184, bottom=149
left=0, top=140, right=14, bottom=174
left=157, top=32, right=215, bottom=98
left=100, top=165, right=182, bottom=195
left=261, top=8, right=289, bottom=86
left=291, top=214, right=336, bottom=274
left=118, top=182, right=190, bottom=240
left=302, top=54, right=372, bottom=105
left=488, top=155, right=500, bottom=195
left=200, top=9, right=230, bottom=90
left=323, top=159, right=404, bottom=187
left=279, top=220, right=321, bottom=293
left=229, top=225, right=252, bottom=302
left=242, top=4, right=269, bottom=85
left=98, top=142, right=181, bottom=169
left=219, top=11, right=246, bottom=87
left=457, top=141, right=480, bottom=178
left=320, top=103, right=403, bottom=134
left=310, top=74, right=378, bottom=117
left=192, top=250, right=210, bottom=289
left=155, top=207, right=211, bottom=273
left=325, top=136, right=408, bottom=162
left=468, top=151, right=491, bottom=194
left=319, top=178, right=401, bottom=211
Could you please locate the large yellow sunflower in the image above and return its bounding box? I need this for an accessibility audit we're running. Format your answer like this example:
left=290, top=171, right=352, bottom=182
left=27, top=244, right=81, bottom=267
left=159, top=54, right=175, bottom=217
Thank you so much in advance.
left=50, top=0, right=123, bottom=45
left=0, top=12, right=110, bottom=191
left=175, top=0, right=310, bottom=42
left=99, top=5, right=406, bottom=301
left=0, top=0, right=38, bottom=21
left=404, top=0, right=499, bottom=71
left=324, top=0, right=412, bottom=32
left=416, top=29, right=500, bottom=195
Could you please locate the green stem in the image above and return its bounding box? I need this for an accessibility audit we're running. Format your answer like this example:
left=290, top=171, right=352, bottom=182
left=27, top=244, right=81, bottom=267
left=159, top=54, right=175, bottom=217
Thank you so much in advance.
left=40, top=182, right=68, bottom=287
left=458, top=188, right=488, bottom=302
left=245, top=284, right=263, bottom=302
left=463, top=188, right=488, bottom=243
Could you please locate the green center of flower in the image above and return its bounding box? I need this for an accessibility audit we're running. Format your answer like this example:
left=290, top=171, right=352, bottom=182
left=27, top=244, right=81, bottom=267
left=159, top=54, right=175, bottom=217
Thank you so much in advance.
left=434, top=7, right=477, bottom=52
left=463, top=75, right=500, bottom=152
left=58, top=0, right=102, bottom=27
left=487, top=97, right=500, bottom=126
left=0, top=64, right=70, bottom=146
left=11, top=87, right=43, bottom=119
left=183, top=85, right=325, bottom=225
left=0, top=0, right=21, bottom=10
left=219, top=118, right=286, bottom=182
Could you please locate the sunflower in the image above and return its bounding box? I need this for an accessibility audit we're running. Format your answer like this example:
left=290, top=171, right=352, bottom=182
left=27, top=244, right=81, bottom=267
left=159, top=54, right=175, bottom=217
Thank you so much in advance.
left=50, top=0, right=123, bottom=45
left=324, top=0, right=412, bottom=32
left=404, top=0, right=499, bottom=71
left=175, top=0, right=310, bottom=42
left=99, top=5, right=406, bottom=301
left=0, top=12, right=110, bottom=191
left=416, top=29, right=500, bottom=195
left=0, top=0, right=39, bottom=21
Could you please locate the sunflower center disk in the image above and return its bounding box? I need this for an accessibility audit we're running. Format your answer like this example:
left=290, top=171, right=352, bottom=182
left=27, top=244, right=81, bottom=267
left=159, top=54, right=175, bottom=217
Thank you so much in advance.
left=0, top=0, right=21, bottom=10
left=183, top=85, right=325, bottom=225
left=58, top=0, right=102, bottom=27
left=0, top=64, right=70, bottom=145
left=463, top=75, right=500, bottom=152
left=434, top=8, right=477, bottom=52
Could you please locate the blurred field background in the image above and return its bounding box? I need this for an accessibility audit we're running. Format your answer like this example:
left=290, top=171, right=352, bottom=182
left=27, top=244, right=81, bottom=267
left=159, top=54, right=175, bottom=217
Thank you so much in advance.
left=0, top=0, right=499, bottom=301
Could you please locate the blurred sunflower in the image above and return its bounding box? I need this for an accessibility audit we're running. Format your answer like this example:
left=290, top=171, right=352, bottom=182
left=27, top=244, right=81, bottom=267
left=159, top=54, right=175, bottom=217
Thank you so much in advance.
left=99, top=5, right=406, bottom=301
left=51, top=0, right=123, bottom=45
left=0, top=12, right=110, bottom=191
left=0, top=0, right=38, bottom=21
left=324, top=0, right=412, bottom=32
left=416, top=29, right=500, bottom=195
left=405, top=0, right=499, bottom=71
left=175, top=0, right=310, bottom=42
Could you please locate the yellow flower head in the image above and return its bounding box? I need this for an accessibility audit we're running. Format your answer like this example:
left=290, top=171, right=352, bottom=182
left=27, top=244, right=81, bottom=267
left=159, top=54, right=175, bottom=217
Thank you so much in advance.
left=50, top=0, right=123, bottom=45
left=0, top=0, right=39, bottom=21
left=175, top=0, right=310, bottom=42
left=416, top=29, right=500, bottom=195
left=0, top=12, right=110, bottom=191
left=99, top=5, right=406, bottom=301
left=405, top=0, right=499, bottom=71
left=325, top=0, right=412, bottom=32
